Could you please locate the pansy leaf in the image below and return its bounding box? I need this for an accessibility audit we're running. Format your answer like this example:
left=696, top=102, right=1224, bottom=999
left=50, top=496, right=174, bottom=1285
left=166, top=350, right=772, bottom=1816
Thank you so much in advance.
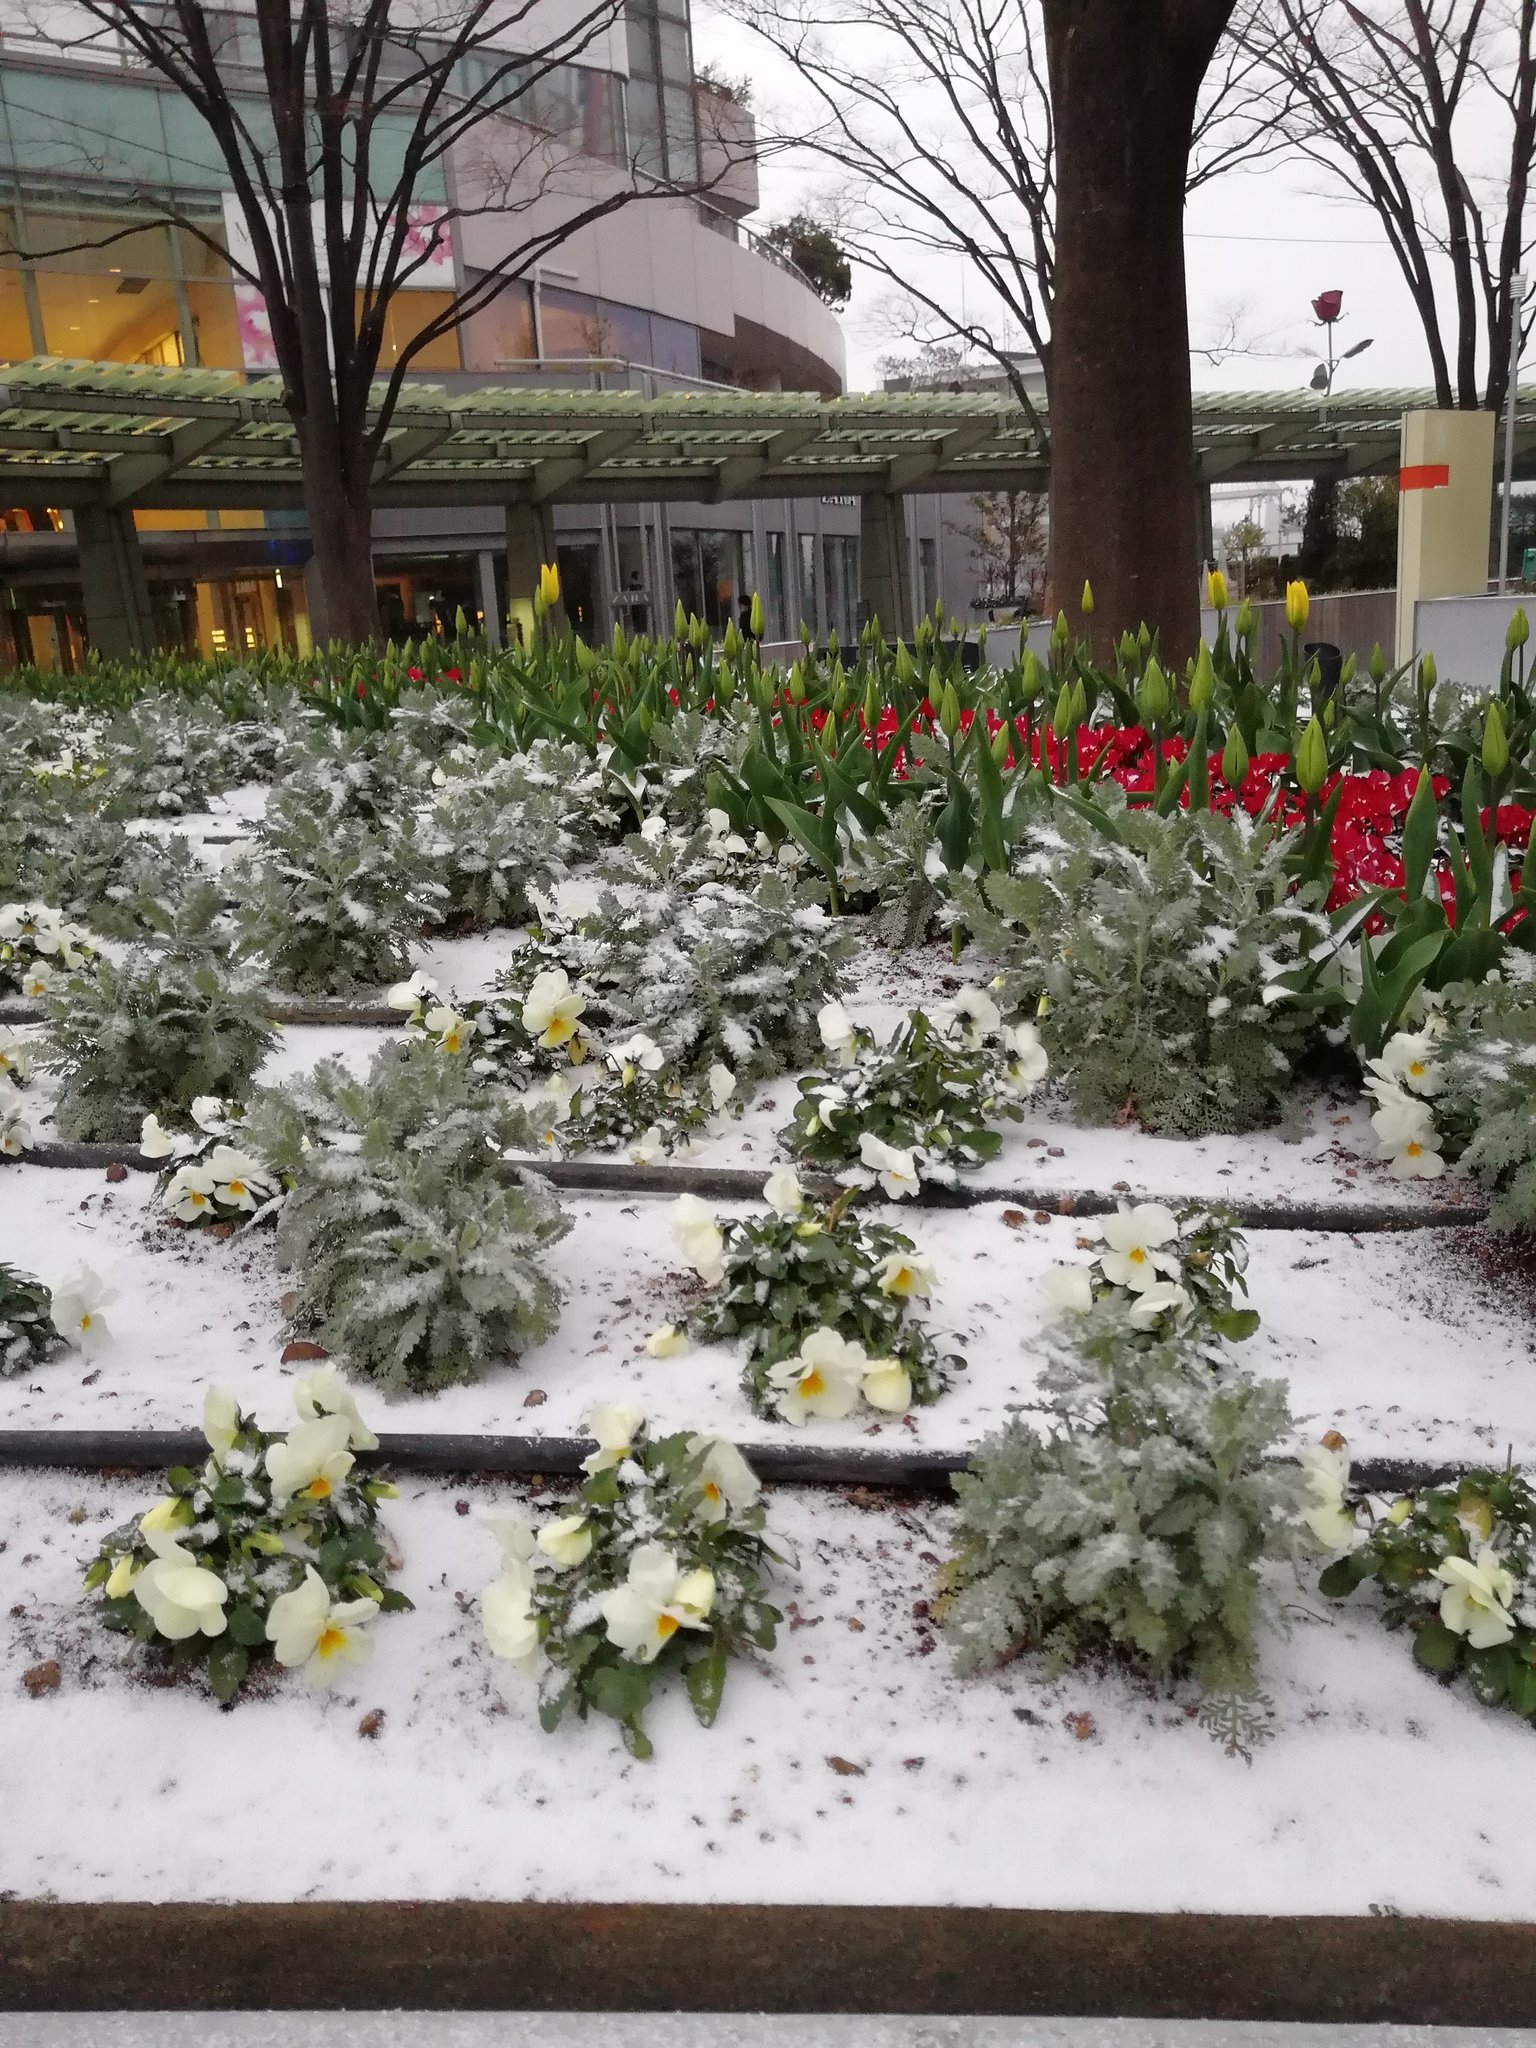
left=1412, top=1620, right=1461, bottom=1674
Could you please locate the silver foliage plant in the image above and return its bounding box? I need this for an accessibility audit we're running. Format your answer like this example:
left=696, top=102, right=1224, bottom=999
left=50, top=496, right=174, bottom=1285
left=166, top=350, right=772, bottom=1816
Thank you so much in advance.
left=956, top=796, right=1328, bottom=1137
left=252, top=1041, right=571, bottom=1395
left=425, top=739, right=615, bottom=929
left=943, top=1302, right=1303, bottom=1712
left=518, top=823, right=855, bottom=1081
left=229, top=788, right=448, bottom=996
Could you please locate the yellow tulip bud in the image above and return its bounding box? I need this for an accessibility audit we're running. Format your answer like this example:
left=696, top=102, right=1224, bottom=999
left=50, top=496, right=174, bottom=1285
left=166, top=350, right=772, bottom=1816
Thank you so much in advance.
left=1206, top=568, right=1229, bottom=612
left=538, top=561, right=560, bottom=608
left=1285, top=580, right=1310, bottom=634
left=1080, top=578, right=1094, bottom=616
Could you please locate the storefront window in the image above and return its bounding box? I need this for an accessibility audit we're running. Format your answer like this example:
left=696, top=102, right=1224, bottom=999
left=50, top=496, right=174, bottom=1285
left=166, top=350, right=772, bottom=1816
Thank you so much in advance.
left=823, top=533, right=858, bottom=645
left=460, top=278, right=537, bottom=368
left=671, top=527, right=751, bottom=640
left=764, top=530, right=788, bottom=641
left=35, top=269, right=183, bottom=363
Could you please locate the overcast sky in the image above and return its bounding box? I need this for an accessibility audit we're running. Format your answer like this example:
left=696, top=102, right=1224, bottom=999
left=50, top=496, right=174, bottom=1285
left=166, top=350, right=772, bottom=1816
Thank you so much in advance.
left=693, top=4, right=1489, bottom=405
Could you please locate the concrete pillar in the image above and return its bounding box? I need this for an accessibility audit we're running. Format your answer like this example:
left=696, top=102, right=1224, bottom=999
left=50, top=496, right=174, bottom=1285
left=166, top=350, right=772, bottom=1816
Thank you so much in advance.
left=860, top=490, right=914, bottom=642
left=506, top=500, right=558, bottom=649
left=1394, top=408, right=1497, bottom=664
left=475, top=550, right=503, bottom=649
left=75, top=504, right=156, bottom=659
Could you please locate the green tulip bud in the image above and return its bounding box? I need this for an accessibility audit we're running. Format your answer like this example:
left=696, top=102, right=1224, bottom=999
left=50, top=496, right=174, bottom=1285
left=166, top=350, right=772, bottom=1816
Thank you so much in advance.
left=863, top=676, right=880, bottom=731
left=939, top=679, right=961, bottom=738
left=674, top=599, right=688, bottom=638
left=990, top=721, right=1011, bottom=767
left=1136, top=656, right=1172, bottom=726
left=722, top=620, right=741, bottom=662
left=1052, top=681, right=1073, bottom=739
left=1508, top=606, right=1530, bottom=652
left=1136, top=623, right=1153, bottom=658
left=749, top=591, right=764, bottom=640
left=1117, top=630, right=1139, bottom=667
left=786, top=661, right=806, bottom=703
left=1235, top=598, right=1256, bottom=644
left=1294, top=714, right=1328, bottom=797
left=1418, top=650, right=1437, bottom=692
left=454, top=604, right=468, bottom=642
left=1019, top=649, right=1044, bottom=703
left=1221, top=724, right=1249, bottom=788
left=1340, top=651, right=1357, bottom=688
left=1483, top=699, right=1510, bottom=780
left=1053, top=609, right=1070, bottom=646
left=1189, top=643, right=1215, bottom=713
left=1069, top=677, right=1088, bottom=727
left=1368, top=641, right=1386, bottom=684
left=895, top=640, right=915, bottom=686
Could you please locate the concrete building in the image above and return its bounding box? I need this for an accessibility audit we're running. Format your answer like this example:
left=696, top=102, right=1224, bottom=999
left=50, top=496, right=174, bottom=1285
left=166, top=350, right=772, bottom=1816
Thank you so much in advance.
left=0, top=0, right=858, bottom=663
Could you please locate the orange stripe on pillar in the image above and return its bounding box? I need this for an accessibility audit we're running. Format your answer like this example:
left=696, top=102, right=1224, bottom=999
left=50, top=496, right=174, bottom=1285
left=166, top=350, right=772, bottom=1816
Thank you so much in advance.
left=1400, top=463, right=1451, bottom=490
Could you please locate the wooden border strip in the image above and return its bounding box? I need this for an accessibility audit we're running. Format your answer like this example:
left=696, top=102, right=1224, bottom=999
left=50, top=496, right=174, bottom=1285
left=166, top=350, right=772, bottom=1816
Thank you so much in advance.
left=5, top=1144, right=1489, bottom=1232
left=0, top=1429, right=1466, bottom=1497
left=0, top=997, right=400, bottom=1027
left=2, top=1900, right=1535, bottom=2021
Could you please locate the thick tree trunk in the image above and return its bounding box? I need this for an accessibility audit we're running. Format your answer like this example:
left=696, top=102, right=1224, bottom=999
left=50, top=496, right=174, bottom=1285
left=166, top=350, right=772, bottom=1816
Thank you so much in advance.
left=299, top=433, right=383, bottom=648
left=1042, top=0, right=1233, bottom=664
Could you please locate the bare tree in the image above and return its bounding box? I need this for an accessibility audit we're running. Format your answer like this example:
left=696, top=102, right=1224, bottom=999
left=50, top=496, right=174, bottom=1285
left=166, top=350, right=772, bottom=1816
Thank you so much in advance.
left=38, top=0, right=722, bottom=642
left=1236, top=0, right=1536, bottom=415
left=724, top=0, right=1290, bottom=427
left=949, top=486, right=1049, bottom=610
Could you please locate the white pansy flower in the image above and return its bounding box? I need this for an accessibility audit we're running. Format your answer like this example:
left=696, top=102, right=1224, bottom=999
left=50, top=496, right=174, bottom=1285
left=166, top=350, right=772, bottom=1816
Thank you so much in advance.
left=875, top=1249, right=935, bottom=1300
left=763, top=1166, right=807, bottom=1218
left=1041, top=1264, right=1094, bottom=1319
left=164, top=1164, right=218, bottom=1223
left=133, top=1532, right=228, bottom=1641
left=51, top=1266, right=113, bottom=1353
left=483, top=1556, right=541, bottom=1671
left=0, top=1096, right=28, bottom=1157
left=190, top=1097, right=231, bottom=1135
left=1126, top=1280, right=1192, bottom=1327
left=266, top=1564, right=375, bottom=1683
left=424, top=1006, right=474, bottom=1055
left=708, top=1063, right=736, bottom=1111
left=1368, top=1031, right=1445, bottom=1100
left=687, top=1435, right=761, bottom=1522
left=536, top=1514, right=594, bottom=1568
left=599, top=1542, right=715, bottom=1663
left=265, top=1413, right=354, bottom=1506
left=1369, top=1088, right=1434, bottom=1148
left=522, top=968, right=587, bottom=1050
left=292, top=1362, right=379, bottom=1452
left=1098, top=1204, right=1181, bottom=1292
left=862, top=1359, right=913, bottom=1413
left=672, top=1193, right=725, bottom=1285
left=1436, top=1548, right=1516, bottom=1649
left=582, top=1401, right=645, bottom=1475
left=766, top=1327, right=866, bottom=1424
left=20, top=963, right=52, bottom=998
left=858, top=1132, right=920, bottom=1200
left=0, top=1029, right=34, bottom=1085
left=1297, top=1440, right=1355, bottom=1552
left=1373, top=1101, right=1446, bottom=1179
left=207, top=1145, right=272, bottom=1213
left=607, top=1031, right=665, bottom=1080
left=1003, top=1021, right=1050, bottom=1093
left=202, top=1386, right=241, bottom=1455
left=645, top=1324, right=688, bottom=1357
left=818, top=999, right=858, bottom=1066
left=627, top=1124, right=666, bottom=1166
left=138, top=1113, right=183, bottom=1161
left=386, top=969, right=439, bottom=1013
left=933, top=986, right=1001, bottom=1047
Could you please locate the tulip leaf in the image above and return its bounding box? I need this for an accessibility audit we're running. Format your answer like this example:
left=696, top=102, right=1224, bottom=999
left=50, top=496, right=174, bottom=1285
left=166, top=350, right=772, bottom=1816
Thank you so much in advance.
left=206, top=1640, right=250, bottom=1702
left=684, top=1645, right=729, bottom=1726
left=1507, top=1661, right=1536, bottom=1718
left=1412, top=1620, right=1461, bottom=1674
left=226, top=1602, right=267, bottom=1647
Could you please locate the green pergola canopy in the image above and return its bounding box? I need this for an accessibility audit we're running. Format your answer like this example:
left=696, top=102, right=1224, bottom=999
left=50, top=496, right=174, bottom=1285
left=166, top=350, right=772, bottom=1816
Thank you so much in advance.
left=0, top=358, right=1530, bottom=512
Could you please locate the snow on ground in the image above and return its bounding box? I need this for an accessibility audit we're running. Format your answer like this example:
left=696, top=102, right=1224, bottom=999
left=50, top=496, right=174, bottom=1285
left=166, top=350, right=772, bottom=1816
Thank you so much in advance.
left=4, top=1463, right=1536, bottom=1916
left=0, top=1166, right=1523, bottom=1466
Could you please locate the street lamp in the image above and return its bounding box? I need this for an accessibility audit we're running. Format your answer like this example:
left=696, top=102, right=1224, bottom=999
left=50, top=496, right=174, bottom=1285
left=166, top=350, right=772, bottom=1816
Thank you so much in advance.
left=1310, top=289, right=1373, bottom=397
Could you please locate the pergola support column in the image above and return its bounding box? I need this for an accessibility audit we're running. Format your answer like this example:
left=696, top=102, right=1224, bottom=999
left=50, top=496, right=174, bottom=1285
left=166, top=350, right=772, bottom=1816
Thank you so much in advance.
left=860, top=490, right=914, bottom=642
left=506, top=501, right=560, bottom=648
left=74, top=505, right=155, bottom=659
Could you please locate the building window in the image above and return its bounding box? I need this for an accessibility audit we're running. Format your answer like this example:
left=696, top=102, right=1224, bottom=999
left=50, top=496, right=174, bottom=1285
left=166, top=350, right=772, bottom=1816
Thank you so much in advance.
left=764, top=530, right=788, bottom=641
left=671, top=527, right=751, bottom=639
left=625, top=0, right=701, bottom=184
left=823, top=533, right=858, bottom=646
left=917, top=535, right=938, bottom=618
left=797, top=530, right=817, bottom=638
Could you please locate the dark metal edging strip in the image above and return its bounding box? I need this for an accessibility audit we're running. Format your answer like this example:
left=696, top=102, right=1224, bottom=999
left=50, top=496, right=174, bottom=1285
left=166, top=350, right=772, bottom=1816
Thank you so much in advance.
left=4, top=1144, right=1489, bottom=1233
left=0, top=1429, right=1470, bottom=1497
left=2, top=1901, right=1535, bottom=2022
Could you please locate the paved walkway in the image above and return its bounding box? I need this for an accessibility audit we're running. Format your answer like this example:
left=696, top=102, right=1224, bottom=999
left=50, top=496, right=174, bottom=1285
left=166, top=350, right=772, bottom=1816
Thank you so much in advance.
left=3, top=2019, right=1534, bottom=2047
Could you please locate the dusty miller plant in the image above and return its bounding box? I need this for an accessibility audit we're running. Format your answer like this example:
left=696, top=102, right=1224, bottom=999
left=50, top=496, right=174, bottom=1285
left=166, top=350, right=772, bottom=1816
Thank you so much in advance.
left=231, top=791, right=447, bottom=995
left=943, top=1302, right=1301, bottom=1727
left=426, top=740, right=606, bottom=928
left=1438, top=963, right=1536, bottom=1231
left=44, top=948, right=276, bottom=1143
left=0, top=1262, right=66, bottom=1376
left=255, top=1041, right=570, bottom=1394
left=955, top=796, right=1327, bottom=1137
